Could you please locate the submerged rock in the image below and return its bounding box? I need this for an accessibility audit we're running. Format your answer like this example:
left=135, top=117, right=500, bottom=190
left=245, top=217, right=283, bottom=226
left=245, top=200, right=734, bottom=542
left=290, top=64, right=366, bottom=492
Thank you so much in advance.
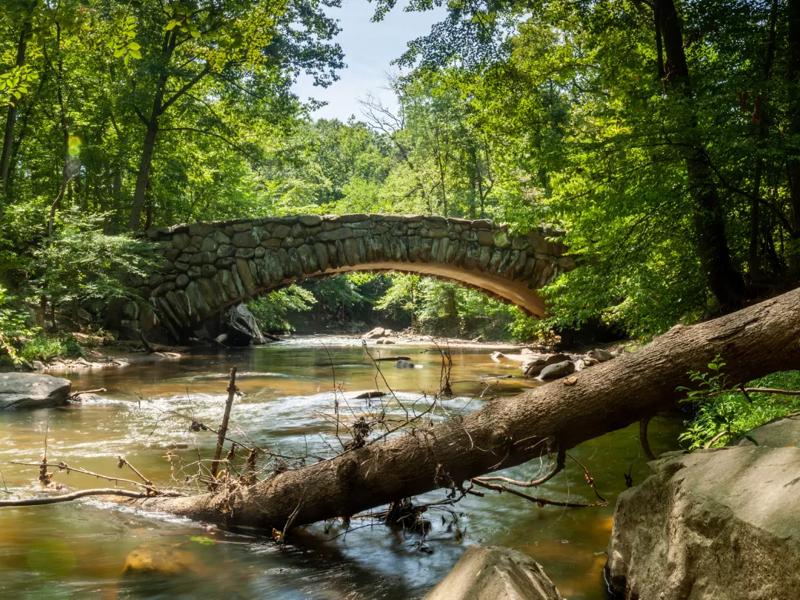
left=606, top=438, right=800, bottom=600
left=351, top=390, right=386, bottom=400
left=123, top=546, right=202, bottom=576
left=0, top=373, right=71, bottom=410
left=424, top=545, right=563, bottom=600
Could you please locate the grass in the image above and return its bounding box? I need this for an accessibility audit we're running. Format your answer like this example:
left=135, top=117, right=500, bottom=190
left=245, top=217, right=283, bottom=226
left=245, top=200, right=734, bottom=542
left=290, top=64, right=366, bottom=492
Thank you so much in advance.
left=679, top=370, right=800, bottom=449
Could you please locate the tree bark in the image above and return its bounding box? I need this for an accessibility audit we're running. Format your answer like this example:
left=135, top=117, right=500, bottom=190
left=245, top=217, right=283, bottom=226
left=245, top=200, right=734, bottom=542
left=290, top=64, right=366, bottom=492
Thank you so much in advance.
left=655, top=0, right=746, bottom=310
left=0, top=5, right=34, bottom=200
left=786, top=0, right=800, bottom=277
left=128, top=29, right=210, bottom=231
left=128, top=29, right=177, bottom=231
left=135, top=286, right=800, bottom=530
left=748, top=0, right=779, bottom=284
left=129, top=119, right=159, bottom=230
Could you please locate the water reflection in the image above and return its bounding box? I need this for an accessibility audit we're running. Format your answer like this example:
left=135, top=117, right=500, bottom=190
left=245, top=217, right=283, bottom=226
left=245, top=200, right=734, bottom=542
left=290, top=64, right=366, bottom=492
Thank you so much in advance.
left=0, top=338, right=681, bottom=598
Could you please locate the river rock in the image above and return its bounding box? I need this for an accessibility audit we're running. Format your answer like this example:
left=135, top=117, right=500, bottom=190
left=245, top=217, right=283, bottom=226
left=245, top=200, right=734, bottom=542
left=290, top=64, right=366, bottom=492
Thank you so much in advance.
left=222, top=303, right=267, bottom=346
left=586, top=348, right=614, bottom=362
left=606, top=442, right=800, bottom=600
left=351, top=390, right=386, bottom=400
left=536, top=360, right=575, bottom=381
left=524, top=353, right=571, bottom=378
left=123, top=546, right=202, bottom=576
left=0, top=373, right=71, bottom=409
left=363, top=327, right=388, bottom=339
left=424, top=545, right=563, bottom=600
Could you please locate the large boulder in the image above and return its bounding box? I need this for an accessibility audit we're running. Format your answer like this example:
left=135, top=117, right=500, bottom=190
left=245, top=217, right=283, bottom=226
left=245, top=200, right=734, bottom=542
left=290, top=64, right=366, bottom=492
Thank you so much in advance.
left=0, top=373, right=71, bottom=409
left=606, top=441, right=800, bottom=599
left=425, top=546, right=563, bottom=600
left=221, top=303, right=267, bottom=346
left=736, top=414, right=800, bottom=448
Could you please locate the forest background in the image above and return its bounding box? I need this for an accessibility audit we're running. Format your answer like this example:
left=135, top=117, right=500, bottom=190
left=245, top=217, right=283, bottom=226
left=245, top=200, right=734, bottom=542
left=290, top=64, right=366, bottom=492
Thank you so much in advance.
left=1, top=0, right=799, bottom=359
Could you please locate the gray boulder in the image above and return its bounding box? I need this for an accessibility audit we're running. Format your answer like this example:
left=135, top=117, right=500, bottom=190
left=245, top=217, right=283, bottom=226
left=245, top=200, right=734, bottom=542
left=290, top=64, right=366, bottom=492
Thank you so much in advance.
left=537, top=360, right=575, bottom=381
left=523, top=353, right=571, bottom=378
left=586, top=348, right=614, bottom=362
left=607, top=441, right=800, bottom=600
left=0, top=373, right=71, bottom=409
left=222, top=303, right=267, bottom=346
left=424, top=545, right=563, bottom=600
left=363, top=327, right=391, bottom=339
left=736, top=414, right=800, bottom=448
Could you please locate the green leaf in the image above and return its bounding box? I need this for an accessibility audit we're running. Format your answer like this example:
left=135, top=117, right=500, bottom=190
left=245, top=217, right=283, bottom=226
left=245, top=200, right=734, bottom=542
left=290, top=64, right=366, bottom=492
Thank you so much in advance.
left=189, top=536, right=216, bottom=546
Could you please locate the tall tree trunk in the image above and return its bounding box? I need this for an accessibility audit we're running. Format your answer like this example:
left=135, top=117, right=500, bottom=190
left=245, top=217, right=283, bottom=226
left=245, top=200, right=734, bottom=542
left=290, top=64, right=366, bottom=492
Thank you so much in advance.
left=748, top=0, right=779, bottom=284
left=786, top=0, right=800, bottom=277
left=129, top=119, right=160, bottom=230
left=128, top=29, right=177, bottom=231
left=655, top=0, right=745, bottom=310
left=136, top=286, right=800, bottom=530
left=0, top=6, right=34, bottom=201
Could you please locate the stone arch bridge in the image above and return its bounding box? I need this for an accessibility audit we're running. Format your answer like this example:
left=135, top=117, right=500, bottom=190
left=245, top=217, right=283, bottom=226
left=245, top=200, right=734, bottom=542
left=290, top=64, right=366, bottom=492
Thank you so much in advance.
left=131, top=214, right=573, bottom=341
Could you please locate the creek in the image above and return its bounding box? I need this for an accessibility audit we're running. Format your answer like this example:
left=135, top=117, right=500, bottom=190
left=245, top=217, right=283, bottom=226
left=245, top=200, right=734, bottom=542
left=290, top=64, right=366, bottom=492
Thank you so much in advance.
left=0, top=337, right=681, bottom=599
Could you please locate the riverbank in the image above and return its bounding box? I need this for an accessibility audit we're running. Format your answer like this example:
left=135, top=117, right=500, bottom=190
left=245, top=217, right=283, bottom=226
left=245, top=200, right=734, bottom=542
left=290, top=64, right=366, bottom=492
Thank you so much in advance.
left=19, top=337, right=185, bottom=374
left=21, top=329, right=537, bottom=375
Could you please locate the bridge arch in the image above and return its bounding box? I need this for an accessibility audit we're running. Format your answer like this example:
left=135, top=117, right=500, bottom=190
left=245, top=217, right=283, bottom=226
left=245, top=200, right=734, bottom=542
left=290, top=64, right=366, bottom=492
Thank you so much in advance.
left=140, top=215, right=573, bottom=340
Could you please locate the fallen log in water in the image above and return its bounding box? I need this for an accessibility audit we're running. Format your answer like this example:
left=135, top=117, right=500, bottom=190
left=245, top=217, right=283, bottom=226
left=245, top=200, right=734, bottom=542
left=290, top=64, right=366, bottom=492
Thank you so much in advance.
left=130, top=287, right=800, bottom=530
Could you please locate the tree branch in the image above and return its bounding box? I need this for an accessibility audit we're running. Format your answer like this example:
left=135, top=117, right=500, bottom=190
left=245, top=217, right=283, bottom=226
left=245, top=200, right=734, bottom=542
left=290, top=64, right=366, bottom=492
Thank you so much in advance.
left=158, top=63, right=211, bottom=115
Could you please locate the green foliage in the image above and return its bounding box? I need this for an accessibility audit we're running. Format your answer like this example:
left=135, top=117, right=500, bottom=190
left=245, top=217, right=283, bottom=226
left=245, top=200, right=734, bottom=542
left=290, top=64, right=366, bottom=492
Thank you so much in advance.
left=0, top=285, right=34, bottom=365
left=374, top=274, right=534, bottom=340
left=248, top=285, right=317, bottom=333
left=31, top=210, right=155, bottom=313
left=0, top=285, right=82, bottom=365
left=18, top=333, right=82, bottom=363
left=678, top=356, right=800, bottom=449
left=2, top=0, right=800, bottom=347
left=368, top=0, right=800, bottom=338
left=0, top=64, right=37, bottom=106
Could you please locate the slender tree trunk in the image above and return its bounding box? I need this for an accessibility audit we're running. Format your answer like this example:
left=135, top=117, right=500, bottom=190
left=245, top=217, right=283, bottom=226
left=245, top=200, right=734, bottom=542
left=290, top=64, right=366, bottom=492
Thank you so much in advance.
left=129, top=119, right=160, bottom=230
left=128, top=30, right=176, bottom=231
left=748, top=0, right=779, bottom=284
left=655, top=0, right=745, bottom=310
left=786, top=0, right=800, bottom=277
left=135, top=287, right=800, bottom=530
left=749, top=165, right=763, bottom=280
left=0, top=7, right=34, bottom=200
left=434, top=130, right=448, bottom=216
left=468, top=145, right=478, bottom=219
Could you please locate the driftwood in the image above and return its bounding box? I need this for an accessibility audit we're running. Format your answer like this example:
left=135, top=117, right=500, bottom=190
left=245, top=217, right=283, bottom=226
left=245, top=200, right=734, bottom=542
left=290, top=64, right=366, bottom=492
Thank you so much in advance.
left=126, top=287, right=800, bottom=530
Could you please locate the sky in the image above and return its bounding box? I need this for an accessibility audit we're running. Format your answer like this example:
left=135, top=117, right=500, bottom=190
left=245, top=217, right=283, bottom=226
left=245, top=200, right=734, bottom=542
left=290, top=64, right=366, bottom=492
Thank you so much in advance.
left=292, top=3, right=446, bottom=122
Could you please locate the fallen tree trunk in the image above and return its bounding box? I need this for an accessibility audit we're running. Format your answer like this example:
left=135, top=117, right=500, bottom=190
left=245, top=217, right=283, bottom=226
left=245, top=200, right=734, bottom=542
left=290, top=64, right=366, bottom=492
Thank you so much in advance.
left=137, top=287, right=800, bottom=530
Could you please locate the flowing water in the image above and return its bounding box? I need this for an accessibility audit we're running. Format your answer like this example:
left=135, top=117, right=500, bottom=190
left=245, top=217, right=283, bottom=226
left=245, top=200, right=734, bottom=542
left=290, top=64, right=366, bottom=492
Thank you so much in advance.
left=0, top=338, right=682, bottom=599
